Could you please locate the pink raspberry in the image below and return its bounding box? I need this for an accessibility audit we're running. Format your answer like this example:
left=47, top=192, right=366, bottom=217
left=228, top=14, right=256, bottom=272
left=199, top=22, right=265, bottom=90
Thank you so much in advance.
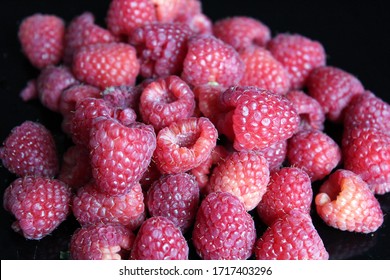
left=70, top=223, right=135, bottom=260
left=342, top=125, right=390, bottom=194
left=286, top=90, right=325, bottom=131
left=287, top=129, right=341, bottom=181
left=153, top=117, right=218, bottom=174
left=254, top=210, right=329, bottom=260
left=152, top=0, right=186, bottom=22
left=0, top=121, right=59, bottom=177
left=239, top=46, right=291, bottom=95
left=181, top=35, right=245, bottom=87
left=315, top=169, right=384, bottom=233
left=257, top=140, right=287, bottom=171
left=139, top=76, right=195, bottom=131
left=146, top=173, right=199, bottom=232
left=72, top=42, right=140, bottom=89
left=213, top=16, right=271, bottom=51
left=37, top=65, right=78, bottom=112
left=89, top=118, right=156, bottom=195
left=208, top=151, right=270, bottom=211
left=129, top=22, right=193, bottom=78
left=175, top=12, right=212, bottom=35
left=192, top=191, right=256, bottom=260
left=3, top=177, right=71, bottom=240
left=256, top=167, right=313, bottom=226
left=64, top=12, right=118, bottom=64
left=106, top=0, right=156, bottom=37
left=267, top=33, right=326, bottom=89
left=58, top=145, right=92, bottom=190
left=18, top=14, right=65, bottom=69
left=306, top=66, right=365, bottom=122
left=343, top=91, right=390, bottom=134
left=130, top=216, right=189, bottom=260
left=72, top=181, right=145, bottom=230
left=59, top=84, right=101, bottom=117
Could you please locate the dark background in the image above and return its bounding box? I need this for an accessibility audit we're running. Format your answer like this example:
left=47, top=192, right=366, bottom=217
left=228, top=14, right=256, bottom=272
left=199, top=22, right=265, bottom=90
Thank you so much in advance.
left=0, top=0, right=389, bottom=259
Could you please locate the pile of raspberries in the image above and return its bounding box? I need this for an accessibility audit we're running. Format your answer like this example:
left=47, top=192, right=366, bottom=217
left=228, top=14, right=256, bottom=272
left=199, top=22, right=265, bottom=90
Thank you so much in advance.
left=1, top=0, right=389, bottom=260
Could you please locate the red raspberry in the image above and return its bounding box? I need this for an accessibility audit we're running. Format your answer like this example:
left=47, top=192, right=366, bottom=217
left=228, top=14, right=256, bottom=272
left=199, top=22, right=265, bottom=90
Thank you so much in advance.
left=257, top=140, right=287, bottom=171
left=342, top=125, right=390, bottom=194
left=254, top=210, right=329, bottom=260
left=189, top=145, right=228, bottom=194
left=64, top=12, right=118, bottom=65
left=130, top=216, right=189, bottom=260
left=129, top=22, right=193, bottom=78
left=146, top=173, right=199, bottom=232
left=287, top=129, right=341, bottom=181
left=18, top=14, right=65, bottom=69
left=239, top=46, right=291, bottom=95
left=286, top=90, right=325, bottom=131
left=37, top=65, right=78, bottom=112
left=213, top=16, right=271, bottom=51
left=72, top=42, right=140, bottom=89
left=306, top=66, right=365, bottom=122
left=0, top=121, right=59, bottom=177
left=58, top=145, right=92, bottom=190
left=89, top=118, right=156, bottom=195
left=72, top=181, right=145, bottom=230
left=256, top=167, right=313, bottom=226
left=106, top=0, right=156, bottom=37
left=59, top=84, right=101, bottom=117
left=70, top=223, right=135, bottom=260
left=192, top=191, right=256, bottom=260
left=181, top=35, right=245, bottom=87
left=194, top=83, right=226, bottom=125
left=343, top=91, right=390, bottom=134
left=154, top=117, right=218, bottom=174
left=315, top=169, right=384, bottom=233
left=221, top=86, right=299, bottom=151
left=19, top=79, right=38, bottom=101
left=267, top=33, right=326, bottom=89
left=139, top=76, right=196, bottom=131
left=208, top=151, right=270, bottom=211
left=3, top=177, right=71, bottom=240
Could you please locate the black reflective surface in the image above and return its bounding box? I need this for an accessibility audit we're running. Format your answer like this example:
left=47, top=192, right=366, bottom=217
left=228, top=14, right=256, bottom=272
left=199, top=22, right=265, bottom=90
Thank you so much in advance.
left=1, top=0, right=389, bottom=260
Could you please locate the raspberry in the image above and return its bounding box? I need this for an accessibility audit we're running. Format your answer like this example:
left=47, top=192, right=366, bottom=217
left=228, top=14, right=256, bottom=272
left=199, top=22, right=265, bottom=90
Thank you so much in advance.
left=18, top=14, right=65, bottom=69
left=175, top=12, right=213, bottom=36
left=139, top=160, right=161, bottom=192
left=130, top=216, right=189, bottom=260
left=194, top=83, right=226, bottom=125
left=139, top=76, right=196, bottom=131
left=129, top=22, right=193, bottom=78
left=286, top=90, right=325, bottom=131
left=37, top=65, right=78, bottom=112
left=306, top=66, right=365, bottom=122
left=189, top=145, right=228, bottom=193
left=315, top=169, right=384, bottom=233
left=221, top=86, right=299, bottom=151
left=342, top=125, right=390, bottom=194
left=146, top=173, right=199, bottom=232
left=106, top=0, right=156, bottom=37
left=287, top=129, right=341, bottom=181
left=257, top=140, right=287, bottom=171
left=72, top=181, right=145, bottom=230
left=70, top=223, right=135, bottom=260
left=181, top=35, right=245, bottom=87
left=256, top=167, right=313, bottom=226
left=65, top=12, right=118, bottom=64
left=213, top=16, right=271, bottom=51
left=0, top=121, right=59, bottom=177
left=72, top=42, right=140, bottom=89
left=152, top=0, right=185, bottom=22
left=254, top=210, right=329, bottom=260
left=192, top=192, right=256, bottom=260
left=58, top=145, right=92, bottom=190
left=3, top=177, right=71, bottom=240
left=19, top=79, right=38, bottom=101
left=153, top=117, right=218, bottom=174
left=208, top=151, right=270, bottom=211
left=267, top=33, right=326, bottom=89
left=343, top=91, right=390, bottom=134
left=239, top=46, right=291, bottom=95
left=59, top=84, right=101, bottom=117
left=89, top=118, right=156, bottom=195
